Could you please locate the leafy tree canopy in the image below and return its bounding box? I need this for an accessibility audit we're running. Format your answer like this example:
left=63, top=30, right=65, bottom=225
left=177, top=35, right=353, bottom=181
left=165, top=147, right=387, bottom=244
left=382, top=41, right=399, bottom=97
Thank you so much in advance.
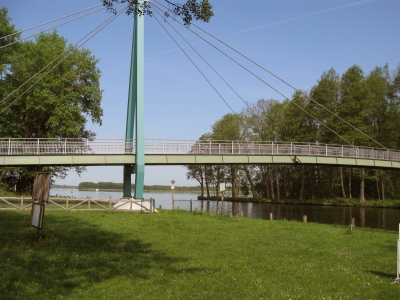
left=102, top=0, right=214, bottom=25
left=0, top=31, right=103, bottom=139
left=0, top=8, right=103, bottom=193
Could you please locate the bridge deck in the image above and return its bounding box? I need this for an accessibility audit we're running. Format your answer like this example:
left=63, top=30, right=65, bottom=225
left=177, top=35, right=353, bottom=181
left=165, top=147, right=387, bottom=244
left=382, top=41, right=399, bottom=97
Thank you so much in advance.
left=0, top=139, right=399, bottom=168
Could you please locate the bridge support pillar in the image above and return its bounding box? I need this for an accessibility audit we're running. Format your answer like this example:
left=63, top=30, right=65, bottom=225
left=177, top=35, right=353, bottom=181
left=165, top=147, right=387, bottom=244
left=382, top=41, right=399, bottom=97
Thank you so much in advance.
left=123, top=0, right=145, bottom=199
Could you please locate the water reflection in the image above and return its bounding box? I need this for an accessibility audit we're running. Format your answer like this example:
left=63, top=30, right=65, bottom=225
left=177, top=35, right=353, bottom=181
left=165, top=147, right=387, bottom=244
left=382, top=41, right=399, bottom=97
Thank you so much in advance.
left=194, top=201, right=399, bottom=231
left=50, top=189, right=399, bottom=231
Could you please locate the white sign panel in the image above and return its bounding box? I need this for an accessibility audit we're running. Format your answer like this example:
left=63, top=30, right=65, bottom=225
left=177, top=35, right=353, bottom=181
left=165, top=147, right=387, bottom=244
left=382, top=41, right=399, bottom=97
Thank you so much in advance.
left=31, top=202, right=44, bottom=229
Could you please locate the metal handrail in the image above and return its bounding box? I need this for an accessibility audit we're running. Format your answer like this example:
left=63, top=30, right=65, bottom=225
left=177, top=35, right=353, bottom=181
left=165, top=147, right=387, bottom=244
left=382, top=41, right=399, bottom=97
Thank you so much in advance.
left=0, top=138, right=399, bottom=161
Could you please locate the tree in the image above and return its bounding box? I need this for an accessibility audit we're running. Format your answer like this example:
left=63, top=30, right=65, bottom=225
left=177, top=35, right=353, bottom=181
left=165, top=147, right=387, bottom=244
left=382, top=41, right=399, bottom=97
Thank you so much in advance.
left=0, top=32, right=102, bottom=139
left=242, top=98, right=282, bottom=141
left=102, top=0, right=214, bottom=25
left=0, top=10, right=103, bottom=192
left=309, top=68, right=341, bottom=144
left=0, top=7, right=19, bottom=76
left=211, top=113, right=245, bottom=199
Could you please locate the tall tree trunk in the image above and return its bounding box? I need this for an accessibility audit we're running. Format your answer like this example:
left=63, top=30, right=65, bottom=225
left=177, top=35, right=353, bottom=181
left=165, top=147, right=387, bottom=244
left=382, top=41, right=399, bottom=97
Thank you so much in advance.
left=200, top=167, right=204, bottom=197
left=262, top=166, right=270, bottom=200
left=276, top=166, right=280, bottom=202
left=382, top=180, right=385, bottom=200
left=311, top=166, right=315, bottom=200
left=340, top=167, right=346, bottom=198
left=299, top=165, right=305, bottom=201
left=216, top=167, right=220, bottom=196
left=243, top=165, right=258, bottom=200
left=282, top=167, right=287, bottom=198
left=321, top=167, right=325, bottom=198
left=270, top=166, right=275, bottom=200
left=235, top=169, right=240, bottom=197
left=392, top=171, right=396, bottom=199
left=264, top=166, right=270, bottom=199
left=359, top=169, right=365, bottom=203
left=230, top=165, right=237, bottom=199
left=204, top=166, right=210, bottom=199
left=348, top=168, right=352, bottom=199
left=330, top=167, right=335, bottom=198
left=376, top=174, right=380, bottom=201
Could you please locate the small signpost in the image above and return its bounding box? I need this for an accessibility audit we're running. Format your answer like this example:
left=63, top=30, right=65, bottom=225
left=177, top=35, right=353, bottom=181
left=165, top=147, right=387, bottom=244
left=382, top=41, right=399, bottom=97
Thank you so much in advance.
left=171, top=179, right=175, bottom=200
left=30, top=172, right=51, bottom=230
left=219, top=182, right=226, bottom=201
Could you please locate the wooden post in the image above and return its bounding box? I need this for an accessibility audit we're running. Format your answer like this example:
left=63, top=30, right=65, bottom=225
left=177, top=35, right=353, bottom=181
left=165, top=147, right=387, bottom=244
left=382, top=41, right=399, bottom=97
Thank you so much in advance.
left=66, top=197, right=69, bottom=210
left=159, top=204, right=162, bottom=210
left=20, top=196, right=23, bottom=210
left=270, top=212, right=273, bottom=220
left=88, top=198, right=90, bottom=210
left=303, top=215, right=307, bottom=223
left=109, top=197, right=112, bottom=210
left=177, top=206, right=180, bottom=210
left=397, top=224, right=400, bottom=281
left=240, top=211, right=243, bottom=218
left=351, top=218, right=356, bottom=227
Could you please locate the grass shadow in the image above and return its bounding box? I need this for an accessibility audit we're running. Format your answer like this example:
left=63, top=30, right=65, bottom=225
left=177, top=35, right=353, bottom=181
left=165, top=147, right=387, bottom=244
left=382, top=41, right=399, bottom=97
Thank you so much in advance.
left=365, top=269, right=397, bottom=280
left=0, top=211, right=205, bottom=299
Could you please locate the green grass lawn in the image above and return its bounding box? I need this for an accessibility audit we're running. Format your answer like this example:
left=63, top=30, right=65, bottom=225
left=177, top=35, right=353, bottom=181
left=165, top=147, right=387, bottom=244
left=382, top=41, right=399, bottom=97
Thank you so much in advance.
left=0, top=209, right=399, bottom=299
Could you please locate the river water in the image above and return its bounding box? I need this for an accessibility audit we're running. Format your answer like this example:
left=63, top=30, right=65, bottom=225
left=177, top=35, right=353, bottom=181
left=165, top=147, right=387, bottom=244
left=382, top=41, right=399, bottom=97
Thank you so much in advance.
left=50, top=188, right=400, bottom=231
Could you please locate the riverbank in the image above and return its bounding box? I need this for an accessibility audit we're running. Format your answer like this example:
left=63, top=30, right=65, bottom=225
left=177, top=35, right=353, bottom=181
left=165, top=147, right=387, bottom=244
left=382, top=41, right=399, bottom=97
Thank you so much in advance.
left=199, top=196, right=400, bottom=209
left=1, top=210, right=398, bottom=299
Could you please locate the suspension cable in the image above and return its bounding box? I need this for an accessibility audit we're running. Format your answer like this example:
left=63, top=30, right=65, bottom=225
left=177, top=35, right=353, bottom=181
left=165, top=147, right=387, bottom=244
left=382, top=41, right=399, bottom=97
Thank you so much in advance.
left=0, top=4, right=103, bottom=41
left=0, top=7, right=105, bottom=50
left=154, top=0, right=386, bottom=149
left=152, top=0, right=351, bottom=146
left=152, top=13, right=234, bottom=113
left=152, top=6, right=282, bottom=141
left=0, top=5, right=128, bottom=115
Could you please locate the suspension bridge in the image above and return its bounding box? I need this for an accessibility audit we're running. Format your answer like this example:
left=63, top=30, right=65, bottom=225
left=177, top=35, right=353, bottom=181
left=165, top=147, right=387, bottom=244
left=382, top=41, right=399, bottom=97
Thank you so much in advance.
left=1, top=0, right=398, bottom=200
left=1, top=138, right=400, bottom=169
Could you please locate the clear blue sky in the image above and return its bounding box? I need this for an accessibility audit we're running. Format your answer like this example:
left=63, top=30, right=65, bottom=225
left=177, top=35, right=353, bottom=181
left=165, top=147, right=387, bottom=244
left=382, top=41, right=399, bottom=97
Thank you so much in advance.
left=3, top=0, right=400, bottom=187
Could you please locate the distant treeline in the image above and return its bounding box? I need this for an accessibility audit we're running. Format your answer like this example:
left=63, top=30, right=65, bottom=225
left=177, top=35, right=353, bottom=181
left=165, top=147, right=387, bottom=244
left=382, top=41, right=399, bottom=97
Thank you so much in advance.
left=52, top=184, right=78, bottom=189
left=78, top=182, right=202, bottom=191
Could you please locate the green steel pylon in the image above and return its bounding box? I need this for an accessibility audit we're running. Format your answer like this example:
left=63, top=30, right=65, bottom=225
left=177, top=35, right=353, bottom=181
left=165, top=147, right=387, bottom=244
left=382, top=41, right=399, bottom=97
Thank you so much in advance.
left=124, top=0, right=145, bottom=199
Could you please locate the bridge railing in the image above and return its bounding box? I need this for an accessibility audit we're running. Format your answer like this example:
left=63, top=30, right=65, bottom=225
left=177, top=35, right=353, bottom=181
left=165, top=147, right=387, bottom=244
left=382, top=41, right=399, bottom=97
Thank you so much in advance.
left=0, top=138, right=400, bottom=162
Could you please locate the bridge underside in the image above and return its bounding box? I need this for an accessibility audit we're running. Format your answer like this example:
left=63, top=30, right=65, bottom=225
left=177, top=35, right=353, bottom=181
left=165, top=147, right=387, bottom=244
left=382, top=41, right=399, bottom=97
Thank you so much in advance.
left=1, top=154, right=400, bottom=169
